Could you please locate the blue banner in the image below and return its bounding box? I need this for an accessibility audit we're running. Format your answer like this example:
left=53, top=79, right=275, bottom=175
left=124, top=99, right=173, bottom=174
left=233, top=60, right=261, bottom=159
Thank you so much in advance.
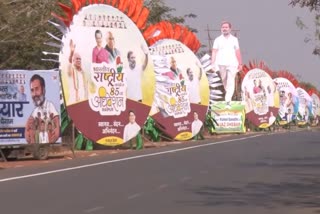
left=0, top=70, right=61, bottom=145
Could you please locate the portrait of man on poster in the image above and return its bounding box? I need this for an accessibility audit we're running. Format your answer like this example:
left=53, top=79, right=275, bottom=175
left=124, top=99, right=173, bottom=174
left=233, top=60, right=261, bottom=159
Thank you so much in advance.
left=25, top=74, right=60, bottom=144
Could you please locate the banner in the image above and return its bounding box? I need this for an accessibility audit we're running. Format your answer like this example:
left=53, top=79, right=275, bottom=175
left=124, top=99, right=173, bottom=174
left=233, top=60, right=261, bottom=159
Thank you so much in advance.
left=241, top=68, right=280, bottom=128
left=0, top=70, right=61, bottom=145
left=149, top=39, right=209, bottom=140
left=296, top=87, right=313, bottom=125
left=273, top=77, right=300, bottom=125
left=211, top=101, right=245, bottom=133
left=59, top=5, right=155, bottom=146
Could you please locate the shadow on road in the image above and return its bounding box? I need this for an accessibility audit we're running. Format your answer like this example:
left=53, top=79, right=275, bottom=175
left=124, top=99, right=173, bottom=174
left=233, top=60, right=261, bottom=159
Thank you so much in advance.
left=177, top=156, right=320, bottom=211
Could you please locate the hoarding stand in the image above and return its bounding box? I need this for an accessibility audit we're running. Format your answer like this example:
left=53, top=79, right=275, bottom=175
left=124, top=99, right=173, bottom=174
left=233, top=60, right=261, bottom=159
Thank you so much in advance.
left=71, top=122, right=76, bottom=158
left=0, top=148, right=7, bottom=162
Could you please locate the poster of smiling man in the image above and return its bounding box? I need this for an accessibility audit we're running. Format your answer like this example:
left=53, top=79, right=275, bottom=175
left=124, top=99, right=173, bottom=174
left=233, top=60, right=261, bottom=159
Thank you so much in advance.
left=0, top=70, right=60, bottom=145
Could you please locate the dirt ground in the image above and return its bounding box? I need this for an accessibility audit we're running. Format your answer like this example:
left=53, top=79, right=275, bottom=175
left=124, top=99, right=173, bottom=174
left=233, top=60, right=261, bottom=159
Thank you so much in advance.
left=0, top=128, right=304, bottom=169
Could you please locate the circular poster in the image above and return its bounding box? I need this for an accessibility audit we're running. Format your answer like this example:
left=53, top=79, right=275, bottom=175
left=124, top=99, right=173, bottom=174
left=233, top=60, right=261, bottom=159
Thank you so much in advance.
left=149, top=39, right=209, bottom=140
left=273, top=77, right=300, bottom=124
left=59, top=5, right=155, bottom=146
left=296, top=87, right=313, bottom=124
left=311, top=93, right=320, bottom=125
left=241, top=68, right=280, bottom=128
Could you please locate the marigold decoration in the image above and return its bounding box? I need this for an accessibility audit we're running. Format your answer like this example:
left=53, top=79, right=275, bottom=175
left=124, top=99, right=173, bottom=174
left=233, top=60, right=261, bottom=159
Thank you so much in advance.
left=143, top=21, right=201, bottom=53
left=53, top=0, right=150, bottom=31
left=275, top=70, right=300, bottom=88
left=241, top=60, right=272, bottom=81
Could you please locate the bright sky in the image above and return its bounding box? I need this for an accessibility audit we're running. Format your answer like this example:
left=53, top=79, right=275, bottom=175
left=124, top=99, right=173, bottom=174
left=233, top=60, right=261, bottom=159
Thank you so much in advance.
left=164, top=0, right=320, bottom=89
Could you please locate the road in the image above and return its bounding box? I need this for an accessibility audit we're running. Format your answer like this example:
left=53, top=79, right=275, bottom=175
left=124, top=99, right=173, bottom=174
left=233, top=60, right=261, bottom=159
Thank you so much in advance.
left=1, top=130, right=320, bottom=214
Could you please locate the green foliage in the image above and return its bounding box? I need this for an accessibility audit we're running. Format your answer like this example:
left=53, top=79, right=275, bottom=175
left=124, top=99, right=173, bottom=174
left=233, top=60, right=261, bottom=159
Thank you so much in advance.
left=0, top=0, right=70, bottom=70
left=290, top=0, right=320, bottom=11
left=204, top=113, right=218, bottom=134
left=0, top=0, right=198, bottom=69
left=60, top=103, right=70, bottom=134
left=143, top=117, right=161, bottom=142
left=290, top=0, right=320, bottom=55
left=144, top=0, right=197, bottom=32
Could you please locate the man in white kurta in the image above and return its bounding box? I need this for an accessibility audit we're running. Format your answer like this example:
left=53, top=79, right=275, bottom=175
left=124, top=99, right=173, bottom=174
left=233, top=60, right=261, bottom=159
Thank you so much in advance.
left=192, top=111, right=203, bottom=137
left=125, top=48, right=148, bottom=102
left=38, top=121, right=49, bottom=144
left=211, top=21, right=242, bottom=107
left=68, top=39, right=88, bottom=104
left=186, top=66, right=202, bottom=104
left=123, top=111, right=141, bottom=142
left=268, top=112, right=276, bottom=126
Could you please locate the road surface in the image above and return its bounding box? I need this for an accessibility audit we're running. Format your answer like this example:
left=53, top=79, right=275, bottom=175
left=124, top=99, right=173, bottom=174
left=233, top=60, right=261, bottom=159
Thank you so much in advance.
left=1, top=130, right=320, bottom=214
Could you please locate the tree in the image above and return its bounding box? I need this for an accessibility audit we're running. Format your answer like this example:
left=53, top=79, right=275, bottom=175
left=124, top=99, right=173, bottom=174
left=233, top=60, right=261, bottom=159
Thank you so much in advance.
left=290, top=0, right=320, bottom=10
left=0, top=0, right=70, bottom=70
left=290, top=0, right=320, bottom=55
left=144, top=0, right=197, bottom=32
left=0, top=0, right=198, bottom=70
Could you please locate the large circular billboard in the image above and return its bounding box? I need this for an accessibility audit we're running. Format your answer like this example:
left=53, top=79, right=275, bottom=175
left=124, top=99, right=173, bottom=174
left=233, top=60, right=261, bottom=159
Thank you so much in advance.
left=273, top=77, right=300, bottom=124
left=149, top=39, right=209, bottom=140
left=241, top=68, right=280, bottom=128
left=59, top=5, right=155, bottom=146
left=296, top=87, right=313, bottom=124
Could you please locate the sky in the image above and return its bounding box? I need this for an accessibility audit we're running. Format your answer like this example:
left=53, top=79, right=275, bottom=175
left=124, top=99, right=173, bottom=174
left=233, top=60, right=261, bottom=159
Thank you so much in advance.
left=163, top=0, right=320, bottom=89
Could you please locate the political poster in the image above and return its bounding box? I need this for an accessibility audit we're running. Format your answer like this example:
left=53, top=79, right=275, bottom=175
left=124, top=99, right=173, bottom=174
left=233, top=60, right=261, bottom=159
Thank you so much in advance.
left=273, top=77, right=299, bottom=125
left=296, top=87, right=313, bottom=125
left=210, top=101, right=246, bottom=133
left=241, top=68, right=280, bottom=128
left=59, top=4, right=155, bottom=146
left=0, top=70, right=61, bottom=145
left=311, top=93, right=320, bottom=126
left=149, top=39, right=209, bottom=140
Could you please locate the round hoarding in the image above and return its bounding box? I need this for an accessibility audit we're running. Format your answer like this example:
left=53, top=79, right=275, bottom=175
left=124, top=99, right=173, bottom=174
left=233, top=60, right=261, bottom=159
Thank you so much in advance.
left=149, top=39, right=209, bottom=140
left=241, top=68, right=280, bottom=128
left=273, top=77, right=299, bottom=124
left=59, top=5, right=155, bottom=146
left=296, top=87, right=313, bottom=124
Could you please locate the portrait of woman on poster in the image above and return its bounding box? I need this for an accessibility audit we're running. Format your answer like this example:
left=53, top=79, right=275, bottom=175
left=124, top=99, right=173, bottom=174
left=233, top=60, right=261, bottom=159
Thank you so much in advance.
left=92, top=30, right=109, bottom=64
left=253, top=79, right=261, bottom=94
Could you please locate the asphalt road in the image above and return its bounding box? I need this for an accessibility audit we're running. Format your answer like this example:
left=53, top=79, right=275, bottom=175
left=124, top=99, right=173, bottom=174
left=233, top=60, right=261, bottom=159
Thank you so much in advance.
left=1, top=130, right=320, bottom=214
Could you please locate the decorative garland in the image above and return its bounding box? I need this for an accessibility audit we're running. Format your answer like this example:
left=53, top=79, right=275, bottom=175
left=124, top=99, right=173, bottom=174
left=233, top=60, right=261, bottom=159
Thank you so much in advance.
left=143, top=21, right=201, bottom=53
left=53, top=0, right=150, bottom=31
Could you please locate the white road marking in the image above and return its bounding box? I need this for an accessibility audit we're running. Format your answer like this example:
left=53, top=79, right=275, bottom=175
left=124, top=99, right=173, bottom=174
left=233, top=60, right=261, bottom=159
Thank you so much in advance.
left=84, top=206, right=104, bottom=213
left=158, top=184, right=169, bottom=189
left=181, top=176, right=192, bottom=182
left=127, top=193, right=142, bottom=200
left=0, top=134, right=263, bottom=183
